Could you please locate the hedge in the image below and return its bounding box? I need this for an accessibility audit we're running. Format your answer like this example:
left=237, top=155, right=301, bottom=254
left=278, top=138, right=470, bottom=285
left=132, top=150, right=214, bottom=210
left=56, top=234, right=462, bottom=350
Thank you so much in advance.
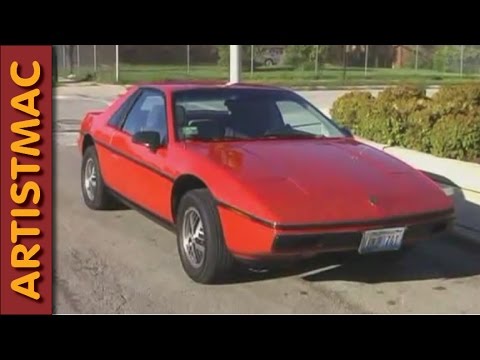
left=330, top=84, right=480, bottom=162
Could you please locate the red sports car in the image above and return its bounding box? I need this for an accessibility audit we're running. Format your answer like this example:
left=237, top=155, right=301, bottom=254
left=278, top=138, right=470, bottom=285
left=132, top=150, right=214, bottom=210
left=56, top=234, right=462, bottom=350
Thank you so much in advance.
left=78, top=82, right=455, bottom=284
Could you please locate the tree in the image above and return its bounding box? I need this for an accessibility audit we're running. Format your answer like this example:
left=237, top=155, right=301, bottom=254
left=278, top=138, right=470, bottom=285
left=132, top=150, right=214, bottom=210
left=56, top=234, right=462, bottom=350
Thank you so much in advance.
left=283, top=45, right=327, bottom=69
left=216, top=45, right=263, bottom=67
left=433, top=45, right=480, bottom=74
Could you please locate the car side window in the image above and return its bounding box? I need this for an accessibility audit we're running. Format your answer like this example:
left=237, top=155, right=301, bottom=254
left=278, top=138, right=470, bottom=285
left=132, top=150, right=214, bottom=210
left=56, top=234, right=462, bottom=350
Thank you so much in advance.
left=108, top=90, right=141, bottom=128
left=122, top=89, right=168, bottom=142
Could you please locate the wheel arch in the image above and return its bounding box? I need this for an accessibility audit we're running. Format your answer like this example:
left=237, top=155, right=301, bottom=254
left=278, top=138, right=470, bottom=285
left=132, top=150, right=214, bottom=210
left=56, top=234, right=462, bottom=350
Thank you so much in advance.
left=82, top=133, right=95, bottom=154
left=171, top=174, right=210, bottom=223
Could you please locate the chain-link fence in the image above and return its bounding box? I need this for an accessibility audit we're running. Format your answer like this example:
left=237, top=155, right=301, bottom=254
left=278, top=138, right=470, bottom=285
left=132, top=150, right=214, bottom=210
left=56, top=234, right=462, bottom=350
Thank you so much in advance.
left=56, top=45, right=117, bottom=82
left=55, top=45, right=480, bottom=85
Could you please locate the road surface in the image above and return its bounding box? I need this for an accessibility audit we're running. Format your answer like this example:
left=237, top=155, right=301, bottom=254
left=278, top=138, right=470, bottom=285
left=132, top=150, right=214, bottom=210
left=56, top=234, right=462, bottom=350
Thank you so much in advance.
left=53, top=86, right=480, bottom=314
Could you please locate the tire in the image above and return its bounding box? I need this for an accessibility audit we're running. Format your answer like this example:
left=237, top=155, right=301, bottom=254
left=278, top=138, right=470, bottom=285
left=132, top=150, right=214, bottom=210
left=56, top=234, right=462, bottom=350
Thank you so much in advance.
left=81, top=145, right=117, bottom=210
left=264, top=59, right=274, bottom=67
left=176, top=189, right=234, bottom=284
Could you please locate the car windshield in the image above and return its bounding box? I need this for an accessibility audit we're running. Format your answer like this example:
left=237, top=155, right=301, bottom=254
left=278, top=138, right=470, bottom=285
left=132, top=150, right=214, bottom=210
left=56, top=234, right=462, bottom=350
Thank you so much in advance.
left=173, top=88, right=346, bottom=141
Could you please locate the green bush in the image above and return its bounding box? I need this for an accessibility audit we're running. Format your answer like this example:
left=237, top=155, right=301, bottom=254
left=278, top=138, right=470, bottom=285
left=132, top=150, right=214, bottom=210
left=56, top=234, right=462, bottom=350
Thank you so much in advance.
left=354, top=99, right=430, bottom=147
left=400, top=104, right=439, bottom=152
left=330, top=83, right=480, bottom=162
left=430, top=113, right=480, bottom=162
left=376, top=84, right=427, bottom=103
left=330, top=91, right=374, bottom=132
left=431, top=84, right=480, bottom=115
left=355, top=103, right=400, bottom=145
left=331, top=85, right=431, bottom=147
left=374, top=86, right=433, bottom=148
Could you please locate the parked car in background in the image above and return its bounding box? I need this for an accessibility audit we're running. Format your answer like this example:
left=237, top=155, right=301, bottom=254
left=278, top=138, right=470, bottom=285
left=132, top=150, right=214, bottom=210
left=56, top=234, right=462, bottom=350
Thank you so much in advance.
left=256, top=46, right=285, bottom=66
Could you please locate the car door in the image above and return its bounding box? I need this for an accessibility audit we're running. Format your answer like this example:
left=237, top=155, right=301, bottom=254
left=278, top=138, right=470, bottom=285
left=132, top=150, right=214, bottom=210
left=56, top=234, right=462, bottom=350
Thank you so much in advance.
left=97, top=88, right=142, bottom=188
left=109, top=88, right=174, bottom=220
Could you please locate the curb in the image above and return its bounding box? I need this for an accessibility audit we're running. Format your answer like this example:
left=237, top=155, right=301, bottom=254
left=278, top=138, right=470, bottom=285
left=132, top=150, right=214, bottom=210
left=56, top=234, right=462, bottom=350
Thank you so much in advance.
left=61, top=82, right=444, bottom=92
left=291, top=85, right=443, bottom=91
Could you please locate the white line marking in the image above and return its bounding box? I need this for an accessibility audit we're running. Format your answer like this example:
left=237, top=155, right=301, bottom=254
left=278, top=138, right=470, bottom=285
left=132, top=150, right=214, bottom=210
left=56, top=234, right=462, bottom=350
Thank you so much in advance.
left=55, top=132, right=79, bottom=147
left=298, top=264, right=342, bottom=278
left=54, top=95, right=111, bottom=105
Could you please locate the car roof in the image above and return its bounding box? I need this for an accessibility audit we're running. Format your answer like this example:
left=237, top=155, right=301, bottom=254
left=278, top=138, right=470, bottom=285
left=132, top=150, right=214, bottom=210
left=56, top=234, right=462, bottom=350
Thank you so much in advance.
left=130, top=81, right=286, bottom=93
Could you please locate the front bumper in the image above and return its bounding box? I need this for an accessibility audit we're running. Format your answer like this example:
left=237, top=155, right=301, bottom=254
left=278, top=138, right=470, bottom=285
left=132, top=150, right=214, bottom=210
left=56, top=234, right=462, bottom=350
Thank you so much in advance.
left=271, top=219, right=452, bottom=254
left=217, top=204, right=455, bottom=259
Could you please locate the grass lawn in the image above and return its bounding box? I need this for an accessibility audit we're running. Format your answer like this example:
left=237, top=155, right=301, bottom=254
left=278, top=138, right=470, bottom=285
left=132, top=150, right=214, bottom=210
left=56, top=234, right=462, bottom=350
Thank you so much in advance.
left=60, top=64, right=480, bottom=88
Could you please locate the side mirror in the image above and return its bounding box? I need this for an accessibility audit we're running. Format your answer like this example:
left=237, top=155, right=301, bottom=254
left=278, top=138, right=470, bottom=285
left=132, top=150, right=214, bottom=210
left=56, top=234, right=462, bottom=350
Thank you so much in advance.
left=132, top=131, right=163, bottom=151
left=341, top=126, right=354, bottom=138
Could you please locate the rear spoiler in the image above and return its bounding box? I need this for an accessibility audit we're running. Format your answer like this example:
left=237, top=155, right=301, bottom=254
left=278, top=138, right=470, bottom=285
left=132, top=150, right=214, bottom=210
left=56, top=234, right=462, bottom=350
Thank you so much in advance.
left=80, top=110, right=104, bottom=132
left=86, top=110, right=104, bottom=117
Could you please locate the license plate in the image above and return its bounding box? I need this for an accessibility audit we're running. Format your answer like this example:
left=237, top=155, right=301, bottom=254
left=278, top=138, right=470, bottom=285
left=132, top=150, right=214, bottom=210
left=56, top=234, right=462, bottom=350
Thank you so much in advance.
left=358, top=227, right=406, bottom=254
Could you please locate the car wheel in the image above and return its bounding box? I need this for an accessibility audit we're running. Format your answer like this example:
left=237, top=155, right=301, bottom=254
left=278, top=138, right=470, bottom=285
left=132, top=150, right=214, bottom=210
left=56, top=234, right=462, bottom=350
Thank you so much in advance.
left=81, top=145, right=117, bottom=210
left=264, top=59, right=274, bottom=67
left=176, top=188, right=234, bottom=284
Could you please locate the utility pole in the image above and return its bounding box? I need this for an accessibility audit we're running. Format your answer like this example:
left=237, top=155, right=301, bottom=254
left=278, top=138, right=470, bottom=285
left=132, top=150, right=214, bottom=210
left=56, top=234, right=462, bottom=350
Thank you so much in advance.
left=93, top=45, right=97, bottom=74
left=115, top=45, right=119, bottom=83
left=415, top=45, right=419, bottom=71
left=460, top=45, right=465, bottom=77
left=364, top=45, right=369, bottom=77
left=187, top=45, right=191, bottom=74
left=229, top=45, right=242, bottom=84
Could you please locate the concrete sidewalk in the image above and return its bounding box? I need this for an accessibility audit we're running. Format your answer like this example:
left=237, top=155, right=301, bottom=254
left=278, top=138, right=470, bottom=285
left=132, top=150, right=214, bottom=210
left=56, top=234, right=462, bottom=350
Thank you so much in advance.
left=54, top=82, right=127, bottom=101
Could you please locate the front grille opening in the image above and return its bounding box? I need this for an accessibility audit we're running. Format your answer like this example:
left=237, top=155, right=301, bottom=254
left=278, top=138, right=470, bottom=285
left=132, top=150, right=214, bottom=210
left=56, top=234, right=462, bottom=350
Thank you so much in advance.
left=273, top=220, right=451, bottom=253
left=273, top=232, right=362, bottom=252
left=432, top=222, right=448, bottom=233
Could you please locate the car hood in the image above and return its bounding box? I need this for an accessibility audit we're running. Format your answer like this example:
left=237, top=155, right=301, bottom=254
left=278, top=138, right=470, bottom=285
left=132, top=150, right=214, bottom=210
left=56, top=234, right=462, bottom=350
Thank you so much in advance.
left=187, top=138, right=453, bottom=224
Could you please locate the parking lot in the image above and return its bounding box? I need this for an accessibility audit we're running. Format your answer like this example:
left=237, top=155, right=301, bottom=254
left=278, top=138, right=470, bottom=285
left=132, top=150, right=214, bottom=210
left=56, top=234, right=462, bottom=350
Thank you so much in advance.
left=53, top=85, right=480, bottom=314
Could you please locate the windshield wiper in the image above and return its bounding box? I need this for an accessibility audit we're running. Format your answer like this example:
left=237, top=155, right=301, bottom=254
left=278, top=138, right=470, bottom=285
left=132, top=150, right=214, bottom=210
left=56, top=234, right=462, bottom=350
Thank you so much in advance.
left=291, top=123, right=324, bottom=129
left=259, top=132, right=326, bottom=139
left=185, top=135, right=248, bottom=142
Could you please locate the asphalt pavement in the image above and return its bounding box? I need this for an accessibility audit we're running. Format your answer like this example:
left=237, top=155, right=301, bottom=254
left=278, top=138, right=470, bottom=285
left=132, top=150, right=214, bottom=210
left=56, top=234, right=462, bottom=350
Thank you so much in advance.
left=53, top=87, right=480, bottom=314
